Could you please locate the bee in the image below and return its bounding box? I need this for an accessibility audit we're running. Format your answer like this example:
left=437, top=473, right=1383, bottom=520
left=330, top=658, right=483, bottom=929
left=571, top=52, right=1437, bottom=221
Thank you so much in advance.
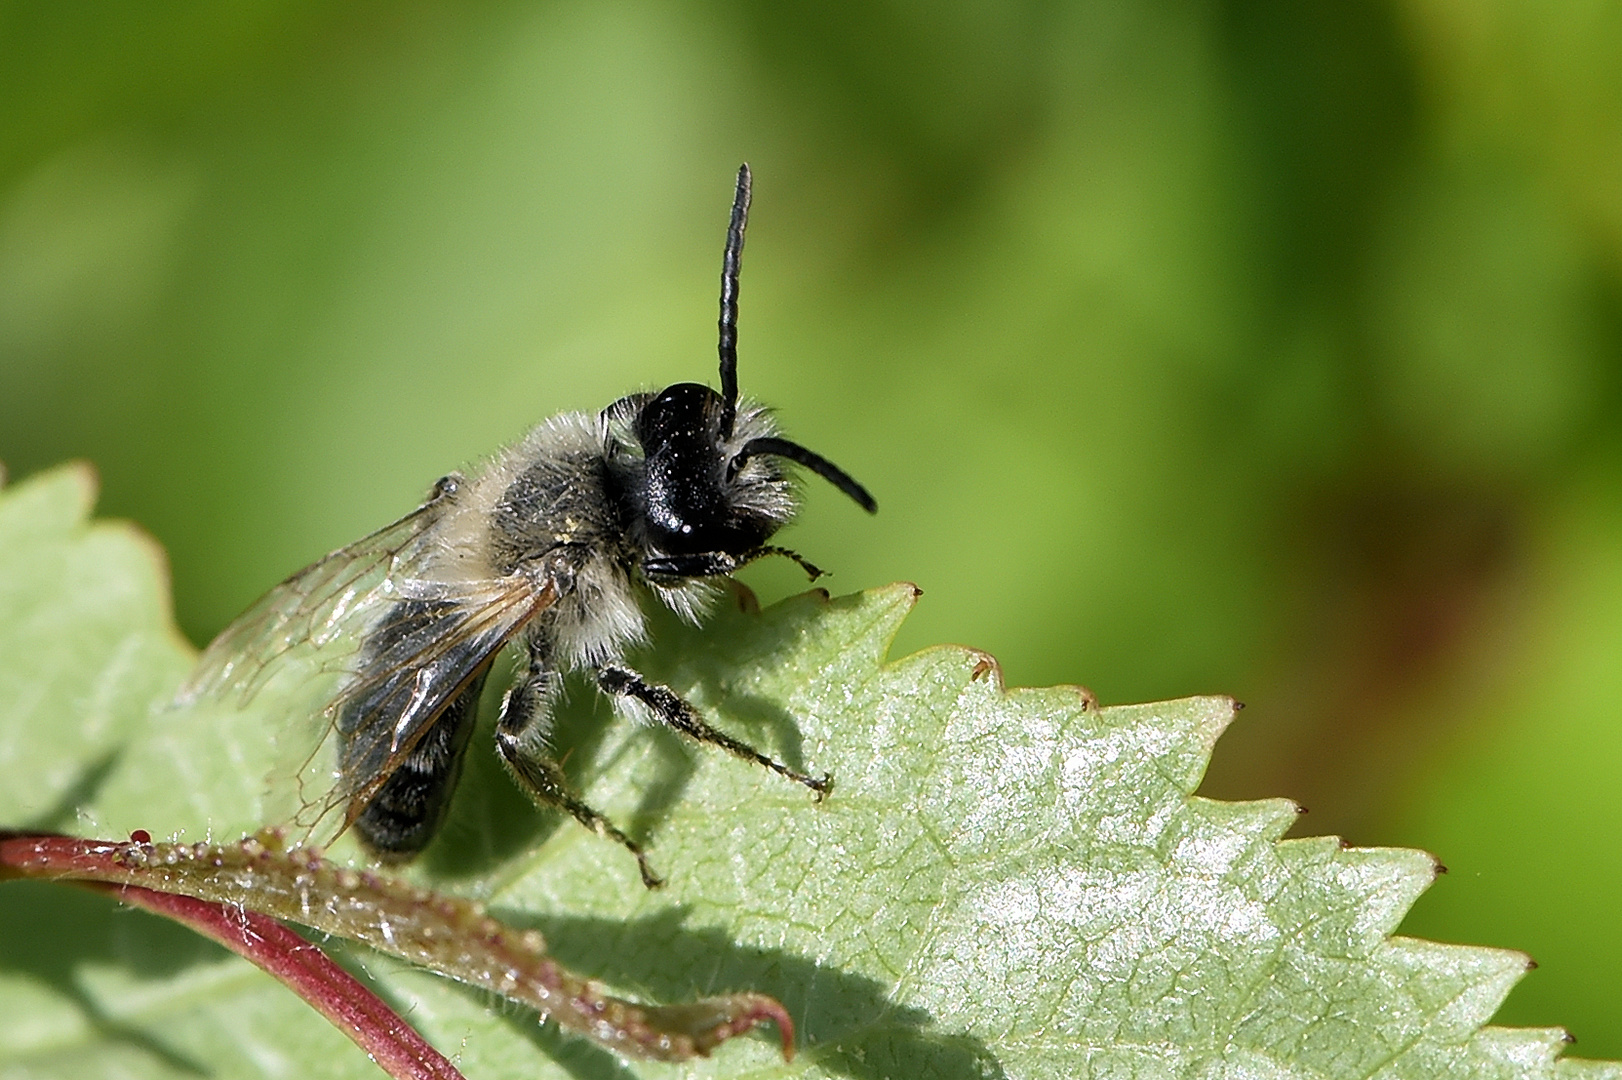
left=180, top=165, right=875, bottom=888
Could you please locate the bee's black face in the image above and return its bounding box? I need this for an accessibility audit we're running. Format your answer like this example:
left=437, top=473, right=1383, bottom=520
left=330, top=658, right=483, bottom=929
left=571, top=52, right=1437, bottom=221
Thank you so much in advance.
left=635, top=382, right=778, bottom=558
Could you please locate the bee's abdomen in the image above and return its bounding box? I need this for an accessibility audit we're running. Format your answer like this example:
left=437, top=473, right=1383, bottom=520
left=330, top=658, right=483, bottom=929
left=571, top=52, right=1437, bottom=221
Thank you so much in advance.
left=351, top=668, right=487, bottom=859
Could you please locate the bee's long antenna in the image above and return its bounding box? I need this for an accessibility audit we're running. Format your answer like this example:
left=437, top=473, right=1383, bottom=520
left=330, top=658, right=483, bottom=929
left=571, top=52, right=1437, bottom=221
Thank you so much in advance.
left=718, top=163, right=751, bottom=440
left=729, top=436, right=877, bottom=514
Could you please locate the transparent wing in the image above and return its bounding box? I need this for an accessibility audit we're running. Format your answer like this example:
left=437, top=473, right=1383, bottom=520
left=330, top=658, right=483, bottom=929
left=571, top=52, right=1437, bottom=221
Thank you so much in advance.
left=314, top=574, right=558, bottom=833
left=177, top=488, right=562, bottom=843
left=178, top=494, right=451, bottom=709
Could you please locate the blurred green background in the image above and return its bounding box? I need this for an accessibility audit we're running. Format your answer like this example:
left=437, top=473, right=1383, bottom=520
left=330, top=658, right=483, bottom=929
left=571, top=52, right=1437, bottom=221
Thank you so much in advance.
left=3, top=0, right=1622, bottom=1056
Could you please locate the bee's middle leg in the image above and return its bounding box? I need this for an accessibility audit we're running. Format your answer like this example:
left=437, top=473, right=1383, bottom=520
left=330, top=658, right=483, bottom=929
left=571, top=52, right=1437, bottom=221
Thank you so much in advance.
left=495, top=654, right=664, bottom=889
left=596, top=663, right=832, bottom=798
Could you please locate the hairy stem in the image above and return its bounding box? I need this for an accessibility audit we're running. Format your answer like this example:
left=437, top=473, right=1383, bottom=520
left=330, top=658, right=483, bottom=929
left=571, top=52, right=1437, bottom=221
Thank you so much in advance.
left=0, top=830, right=793, bottom=1064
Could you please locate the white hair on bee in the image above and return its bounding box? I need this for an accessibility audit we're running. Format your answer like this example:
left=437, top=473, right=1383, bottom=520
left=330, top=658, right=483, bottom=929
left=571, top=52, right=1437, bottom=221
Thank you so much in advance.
left=715, top=399, right=799, bottom=525
left=645, top=575, right=725, bottom=627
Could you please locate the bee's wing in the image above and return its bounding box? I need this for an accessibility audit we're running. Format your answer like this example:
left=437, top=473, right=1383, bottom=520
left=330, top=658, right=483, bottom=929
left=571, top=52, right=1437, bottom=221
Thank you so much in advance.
left=177, top=489, right=563, bottom=840
left=317, top=573, right=559, bottom=831
left=178, top=495, right=452, bottom=709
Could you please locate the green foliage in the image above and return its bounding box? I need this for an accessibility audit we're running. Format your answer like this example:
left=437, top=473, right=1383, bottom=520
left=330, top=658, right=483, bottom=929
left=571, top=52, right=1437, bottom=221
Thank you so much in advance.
left=0, top=463, right=192, bottom=831
left=5, top=3, right=1622, bottom=1049
left=3, top=467, right=1620, bottom=1079
left=10, top=0, right=1597, bottom=703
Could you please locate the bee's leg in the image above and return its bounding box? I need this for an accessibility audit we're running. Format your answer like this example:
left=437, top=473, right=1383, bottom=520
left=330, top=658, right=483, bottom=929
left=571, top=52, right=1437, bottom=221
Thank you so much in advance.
left=495, top=650, right=664, bottom=889
left=749, top=545, right=824, bottom=580
left=596, top=663, right=833, bottom=798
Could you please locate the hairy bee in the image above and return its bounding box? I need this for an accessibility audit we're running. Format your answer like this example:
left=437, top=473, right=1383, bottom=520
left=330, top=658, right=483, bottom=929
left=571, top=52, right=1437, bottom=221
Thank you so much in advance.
left=181, top=166, right=875, bottom=887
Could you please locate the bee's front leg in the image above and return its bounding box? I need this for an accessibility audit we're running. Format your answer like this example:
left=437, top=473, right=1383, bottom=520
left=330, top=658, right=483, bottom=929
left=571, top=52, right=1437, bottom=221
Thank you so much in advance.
left=595, top=663, right=832, bottom=798
left=496, top=643, right=664, bottom=889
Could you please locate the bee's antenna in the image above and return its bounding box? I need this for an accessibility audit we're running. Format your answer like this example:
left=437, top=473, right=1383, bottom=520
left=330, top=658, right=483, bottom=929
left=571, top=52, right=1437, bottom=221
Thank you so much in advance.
left=729, top=436, right=878, bottom=514
left=718, top=163, right=751, bottom=440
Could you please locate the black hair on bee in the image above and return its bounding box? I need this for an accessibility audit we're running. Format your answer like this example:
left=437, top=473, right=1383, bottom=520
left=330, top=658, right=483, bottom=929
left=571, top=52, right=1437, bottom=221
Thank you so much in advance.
left=183, top=165, right=875, bottom=888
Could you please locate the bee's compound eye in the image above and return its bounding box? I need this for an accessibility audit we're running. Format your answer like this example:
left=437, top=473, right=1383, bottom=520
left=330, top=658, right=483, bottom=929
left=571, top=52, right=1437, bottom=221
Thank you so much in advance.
left=634, top=385, right=776, bottom=558
left=635, top=383, right=720, bottom=449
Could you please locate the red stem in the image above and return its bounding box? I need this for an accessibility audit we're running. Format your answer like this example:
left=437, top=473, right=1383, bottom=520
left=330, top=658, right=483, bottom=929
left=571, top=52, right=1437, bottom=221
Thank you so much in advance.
left=3, top=834, right=463, bottom=1080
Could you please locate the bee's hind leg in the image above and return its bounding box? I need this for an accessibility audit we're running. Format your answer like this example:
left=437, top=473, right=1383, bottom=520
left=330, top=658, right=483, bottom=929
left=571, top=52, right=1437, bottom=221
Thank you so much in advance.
left=596, top=663, right=833, bottom=799
left=496, top=652, right=664, bottom=889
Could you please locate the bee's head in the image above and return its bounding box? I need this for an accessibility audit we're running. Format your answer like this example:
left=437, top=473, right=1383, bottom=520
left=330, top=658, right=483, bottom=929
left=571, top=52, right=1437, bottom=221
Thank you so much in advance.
left=632, top=165, right=875, bottom=576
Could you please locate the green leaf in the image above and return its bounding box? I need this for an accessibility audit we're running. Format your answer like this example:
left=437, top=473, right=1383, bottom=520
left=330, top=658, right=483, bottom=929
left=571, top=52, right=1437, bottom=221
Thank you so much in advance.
left=0, top=464, right=194, bottom=832
left=1, top=463, right=1617, bottom=1080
